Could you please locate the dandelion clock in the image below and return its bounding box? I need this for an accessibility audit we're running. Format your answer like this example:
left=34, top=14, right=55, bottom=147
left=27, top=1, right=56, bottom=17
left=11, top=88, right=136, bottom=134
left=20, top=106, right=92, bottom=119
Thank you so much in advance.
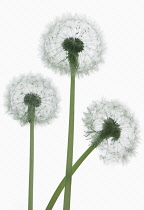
left=83, top=99, right=139, bottom=164
left=45, top=99, right=139, bottom=210
left=40, top=14, right=105, bottom=77
left=40, top=14, right=105, bottom=210
left=5, top=73, right=60, bottom=210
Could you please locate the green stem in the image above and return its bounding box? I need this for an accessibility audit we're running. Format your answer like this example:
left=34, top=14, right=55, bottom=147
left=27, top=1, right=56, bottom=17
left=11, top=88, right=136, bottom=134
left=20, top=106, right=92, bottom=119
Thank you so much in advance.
left=63, top=73, right=75, bottom=210
left=45, top=145, right=94, bottom=210
left=45, top=135, right=104, bottom=210
left=28, top=117, right=35, bottom=210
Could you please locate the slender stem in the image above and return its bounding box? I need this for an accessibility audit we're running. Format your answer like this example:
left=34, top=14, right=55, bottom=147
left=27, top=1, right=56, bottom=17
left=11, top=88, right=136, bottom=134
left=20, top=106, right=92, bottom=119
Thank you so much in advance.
left=63, top=73, right=75, bottom=210
left=45, top=135, right=104, bottom=210
left=46, top=145, right=94, bottom=210
left=28, top=113, right=35, bottom=210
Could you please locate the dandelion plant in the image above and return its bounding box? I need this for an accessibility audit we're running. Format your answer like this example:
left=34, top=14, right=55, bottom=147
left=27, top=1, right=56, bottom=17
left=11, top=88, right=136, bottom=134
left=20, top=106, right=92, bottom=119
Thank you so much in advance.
left=40, top=14, right=105, bottom=210
left=45, top=99, right=139, bottom=209
left=5, top=73, right=59, bottom=210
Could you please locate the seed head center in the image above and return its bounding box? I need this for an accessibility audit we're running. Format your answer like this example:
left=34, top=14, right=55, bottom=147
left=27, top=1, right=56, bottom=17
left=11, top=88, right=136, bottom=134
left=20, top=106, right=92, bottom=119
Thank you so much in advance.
left=100, top=117, right=121, bottom=141
left=62, top=37, right=84, bottom=54
left=24, top=93, right=41, bottom=107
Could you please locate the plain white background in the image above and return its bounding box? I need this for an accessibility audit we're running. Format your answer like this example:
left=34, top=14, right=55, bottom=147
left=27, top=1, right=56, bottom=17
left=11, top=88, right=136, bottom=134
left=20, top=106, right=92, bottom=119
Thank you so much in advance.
left=1, top=0, right=144, bottom=209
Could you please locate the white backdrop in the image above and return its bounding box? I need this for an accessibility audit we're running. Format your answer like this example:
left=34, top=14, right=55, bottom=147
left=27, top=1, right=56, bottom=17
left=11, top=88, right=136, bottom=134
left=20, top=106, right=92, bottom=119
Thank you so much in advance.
left=0, top=0, right=144, bottom=209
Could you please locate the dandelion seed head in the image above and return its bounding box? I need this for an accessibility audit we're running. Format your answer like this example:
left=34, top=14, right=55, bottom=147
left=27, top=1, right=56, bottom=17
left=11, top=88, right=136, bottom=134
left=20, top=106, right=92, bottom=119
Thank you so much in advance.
left=4, top=73, right=60, bottom=126
left=40, top=14, right=105, bottom=77
left=83, top=99, right=139, bottom=164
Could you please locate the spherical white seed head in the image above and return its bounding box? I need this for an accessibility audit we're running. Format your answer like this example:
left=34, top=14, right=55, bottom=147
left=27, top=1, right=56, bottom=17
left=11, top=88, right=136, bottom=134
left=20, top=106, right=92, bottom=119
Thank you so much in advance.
left=4, top=73, right=60, bottom=126
left=83, top=99, right=139, bottom=164
left=40, top=14, right=105, bottom=77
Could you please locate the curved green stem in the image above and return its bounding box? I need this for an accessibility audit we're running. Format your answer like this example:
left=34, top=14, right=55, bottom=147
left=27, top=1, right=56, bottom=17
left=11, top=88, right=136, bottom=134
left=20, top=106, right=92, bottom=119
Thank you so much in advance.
left=63, top=73, right=75, bottom=210
left=46, top=145, right=94, bottom=210
left=45, top=135, right=104, bottom=210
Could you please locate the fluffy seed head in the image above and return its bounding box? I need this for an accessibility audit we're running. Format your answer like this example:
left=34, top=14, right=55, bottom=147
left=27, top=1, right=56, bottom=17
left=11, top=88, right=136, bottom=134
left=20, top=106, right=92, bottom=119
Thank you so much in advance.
left=83, top=99, right=139, bottom=164
left=40, top=14, right=105, bottom=77
left=4, top=73, right=60, bottom=125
